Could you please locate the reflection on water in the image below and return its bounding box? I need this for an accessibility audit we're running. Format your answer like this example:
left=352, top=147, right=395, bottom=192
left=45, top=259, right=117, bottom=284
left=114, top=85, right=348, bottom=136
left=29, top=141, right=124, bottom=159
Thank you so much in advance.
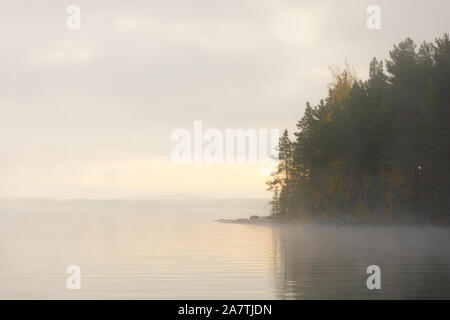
left=0, top=200, right=449, bottom=299
left=272, top=225, right=450, bottom=299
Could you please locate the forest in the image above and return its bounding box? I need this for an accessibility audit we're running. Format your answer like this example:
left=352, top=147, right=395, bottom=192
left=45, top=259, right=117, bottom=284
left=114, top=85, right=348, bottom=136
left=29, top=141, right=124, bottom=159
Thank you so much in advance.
left=267, top=34, right=450, bottom=224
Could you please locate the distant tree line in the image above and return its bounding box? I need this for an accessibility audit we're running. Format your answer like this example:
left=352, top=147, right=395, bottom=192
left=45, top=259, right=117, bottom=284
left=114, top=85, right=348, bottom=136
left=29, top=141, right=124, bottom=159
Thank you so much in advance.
left=267, top=34, right=450, bottom=224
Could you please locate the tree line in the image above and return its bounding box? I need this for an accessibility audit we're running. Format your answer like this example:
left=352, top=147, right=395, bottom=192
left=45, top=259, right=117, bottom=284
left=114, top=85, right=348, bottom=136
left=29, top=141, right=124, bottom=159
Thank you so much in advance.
left=267, top=34, right=450, bottom=224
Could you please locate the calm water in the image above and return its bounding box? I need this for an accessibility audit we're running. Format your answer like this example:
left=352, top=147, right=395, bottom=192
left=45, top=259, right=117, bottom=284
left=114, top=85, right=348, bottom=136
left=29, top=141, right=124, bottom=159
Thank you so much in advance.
left=0, top=200, right=449, bottom=299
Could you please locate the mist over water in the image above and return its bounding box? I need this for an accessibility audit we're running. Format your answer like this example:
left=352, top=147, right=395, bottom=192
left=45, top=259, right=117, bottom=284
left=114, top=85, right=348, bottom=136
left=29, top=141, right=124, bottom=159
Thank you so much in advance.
left=273, top=224, right=450, bottom=299
left=0, top=199, right=449, bottom=299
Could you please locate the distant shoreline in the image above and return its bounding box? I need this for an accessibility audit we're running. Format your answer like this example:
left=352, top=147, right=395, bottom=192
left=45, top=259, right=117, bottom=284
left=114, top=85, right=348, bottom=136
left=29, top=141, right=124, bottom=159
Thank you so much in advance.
left=215, top=215, right=450, bottom=226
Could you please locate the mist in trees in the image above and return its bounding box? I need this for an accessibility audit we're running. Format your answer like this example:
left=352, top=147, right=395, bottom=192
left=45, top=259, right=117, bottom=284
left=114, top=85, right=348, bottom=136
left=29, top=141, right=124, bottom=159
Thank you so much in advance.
left=267, top=34, right=450, bottom=224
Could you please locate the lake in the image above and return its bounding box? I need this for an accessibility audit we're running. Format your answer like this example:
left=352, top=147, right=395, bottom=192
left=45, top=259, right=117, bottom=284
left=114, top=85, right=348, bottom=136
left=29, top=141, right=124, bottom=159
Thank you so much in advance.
left=0, top=199, right=449, bottom=299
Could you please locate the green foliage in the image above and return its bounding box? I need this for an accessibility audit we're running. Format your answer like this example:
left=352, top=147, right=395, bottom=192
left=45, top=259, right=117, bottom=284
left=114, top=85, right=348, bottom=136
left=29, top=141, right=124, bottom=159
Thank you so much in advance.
left=267, top=34, right=450, bottom=223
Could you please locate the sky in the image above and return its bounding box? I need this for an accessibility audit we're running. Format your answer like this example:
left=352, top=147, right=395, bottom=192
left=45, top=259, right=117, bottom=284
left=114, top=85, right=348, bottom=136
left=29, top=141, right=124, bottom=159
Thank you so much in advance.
left=0, top=0, right=449, bottom=199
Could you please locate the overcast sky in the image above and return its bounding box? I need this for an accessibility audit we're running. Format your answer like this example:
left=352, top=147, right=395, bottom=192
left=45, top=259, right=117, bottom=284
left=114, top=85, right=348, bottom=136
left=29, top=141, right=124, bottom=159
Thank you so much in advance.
left=0, top=0, right=449, bottom=199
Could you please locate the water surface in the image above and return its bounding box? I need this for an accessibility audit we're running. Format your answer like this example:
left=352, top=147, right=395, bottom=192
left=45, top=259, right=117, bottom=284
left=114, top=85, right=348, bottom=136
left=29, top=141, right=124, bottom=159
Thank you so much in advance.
left=0, top=200, right=449, bottom=299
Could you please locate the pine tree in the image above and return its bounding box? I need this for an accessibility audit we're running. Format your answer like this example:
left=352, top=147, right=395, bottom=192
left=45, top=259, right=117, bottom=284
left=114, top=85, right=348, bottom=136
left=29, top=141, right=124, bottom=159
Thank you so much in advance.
left=266, top=34, right=450, bottom=223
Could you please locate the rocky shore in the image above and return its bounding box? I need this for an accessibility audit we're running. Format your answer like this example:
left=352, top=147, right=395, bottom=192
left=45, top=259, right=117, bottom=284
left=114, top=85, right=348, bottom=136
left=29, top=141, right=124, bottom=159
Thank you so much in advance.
left=214, top=215, right=287, bottom=225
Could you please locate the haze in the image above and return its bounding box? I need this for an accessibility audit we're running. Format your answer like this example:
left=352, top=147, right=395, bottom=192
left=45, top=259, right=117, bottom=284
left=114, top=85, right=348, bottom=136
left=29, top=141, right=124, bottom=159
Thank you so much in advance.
left=1, top=0, right=449, bottom=198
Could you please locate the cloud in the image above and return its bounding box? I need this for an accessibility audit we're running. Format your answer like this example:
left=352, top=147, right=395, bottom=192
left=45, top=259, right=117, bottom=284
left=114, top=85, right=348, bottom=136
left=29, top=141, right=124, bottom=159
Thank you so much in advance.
left=32, top=41, right=95, bottom=65
left=0, top=0, right=449, bottom=198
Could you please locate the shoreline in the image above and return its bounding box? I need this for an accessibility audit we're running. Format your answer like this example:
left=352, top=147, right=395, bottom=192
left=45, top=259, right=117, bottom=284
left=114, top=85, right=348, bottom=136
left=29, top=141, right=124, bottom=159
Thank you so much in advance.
left=215, top=215, right=450, bottom=227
